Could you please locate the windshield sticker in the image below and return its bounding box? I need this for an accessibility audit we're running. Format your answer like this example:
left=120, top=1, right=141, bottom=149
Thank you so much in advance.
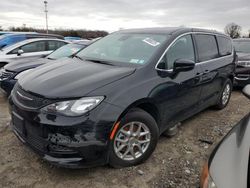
left=138, top=60, right=145, bottom=64
left=129, top=59, right=145, bottom=64
left=130, top=59, right=139, bottom=64
left=143, top=38, right=160, bottom=47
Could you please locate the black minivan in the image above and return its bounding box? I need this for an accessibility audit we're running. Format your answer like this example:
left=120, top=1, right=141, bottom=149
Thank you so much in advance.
left=9, top=27, right=236, bottom=168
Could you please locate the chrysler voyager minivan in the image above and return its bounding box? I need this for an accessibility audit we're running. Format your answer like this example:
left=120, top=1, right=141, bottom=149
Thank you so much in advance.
left=9, top=27, right=236, bottom=168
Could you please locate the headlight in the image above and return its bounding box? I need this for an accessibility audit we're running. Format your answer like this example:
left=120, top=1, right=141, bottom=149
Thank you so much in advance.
left=41, top=96, right=104, bottom=116
left=237, top=60, right=250, bottom=67
left=201, top=162, right=217, bottom=188
left=14, top=69, right=34, bottom=80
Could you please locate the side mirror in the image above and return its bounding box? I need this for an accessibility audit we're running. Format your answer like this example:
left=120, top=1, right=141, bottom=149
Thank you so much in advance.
left=173, top=59, right=195, bottom=73
left=17, top=49, right=24, bottom=56
left=242, top=85, right=250, bottom=99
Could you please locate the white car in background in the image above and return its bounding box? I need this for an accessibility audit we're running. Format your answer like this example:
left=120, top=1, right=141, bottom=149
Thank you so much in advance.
left=0, top=38, right=69, bottom=67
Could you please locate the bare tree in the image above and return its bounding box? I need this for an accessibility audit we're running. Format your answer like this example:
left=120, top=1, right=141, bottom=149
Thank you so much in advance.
left=224, top=23, right=242, bottom=38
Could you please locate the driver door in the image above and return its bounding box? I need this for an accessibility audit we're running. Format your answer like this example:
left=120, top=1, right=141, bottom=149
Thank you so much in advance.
left=154, top=34, right=203, bottom=127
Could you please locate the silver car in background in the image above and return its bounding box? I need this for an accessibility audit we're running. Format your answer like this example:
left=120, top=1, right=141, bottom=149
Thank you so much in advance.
left=0, top=38, right=69, bottom=67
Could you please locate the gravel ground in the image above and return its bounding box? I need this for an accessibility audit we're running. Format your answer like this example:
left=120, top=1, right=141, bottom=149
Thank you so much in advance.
left=0, top=89, right=249, bottom=188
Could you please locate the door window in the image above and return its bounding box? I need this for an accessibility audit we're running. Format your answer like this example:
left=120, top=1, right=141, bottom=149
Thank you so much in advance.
left=10, top=41, right=46, bottom=54
left=158, top=35, right=195, bottom=70
left=195, top=34, right=219, bottom=62
left=47, top=41, right=66, bottom=51
left=217, top=36, right=232, bottom=56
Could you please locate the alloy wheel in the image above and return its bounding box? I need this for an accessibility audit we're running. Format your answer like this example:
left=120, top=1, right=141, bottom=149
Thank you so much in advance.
left=113, top=121, right=151, bottom=161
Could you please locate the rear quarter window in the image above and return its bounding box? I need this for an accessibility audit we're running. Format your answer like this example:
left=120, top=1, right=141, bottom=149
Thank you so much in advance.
left=217, top=36, right=232, bottom=56
left=195, top=34, right=219, bottom=62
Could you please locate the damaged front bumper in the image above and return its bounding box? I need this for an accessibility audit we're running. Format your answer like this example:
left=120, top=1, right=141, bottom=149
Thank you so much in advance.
left=9, top=97, right=122, bottom=168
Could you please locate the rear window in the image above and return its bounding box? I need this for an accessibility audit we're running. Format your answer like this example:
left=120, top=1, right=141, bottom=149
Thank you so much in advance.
left=195, top=34, right=219, bottom=62
left=217, top=36, right=232, bottom=56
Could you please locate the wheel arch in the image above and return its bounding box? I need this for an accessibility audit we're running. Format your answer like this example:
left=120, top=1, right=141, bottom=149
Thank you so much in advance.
left=116, top=98, right=161, bottom=128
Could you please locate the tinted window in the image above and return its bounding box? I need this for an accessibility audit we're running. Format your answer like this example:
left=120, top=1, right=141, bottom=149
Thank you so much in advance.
left=157, top=35, right=195, bottom=70
left=195, top=34, right=219, bottom=62
left=47, top=41, right=66, bottom=51
left=217, top=36, right=232, bottom=56
left=11, top=41, right=46, bottom=54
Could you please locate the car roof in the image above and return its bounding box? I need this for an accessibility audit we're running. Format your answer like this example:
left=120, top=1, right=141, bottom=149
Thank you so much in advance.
left=2, top=38, right=68, bottom=52
left=117, top=27, right=225, bottom=36
left=0, top=32, right=64, bottom=39
left=233, top=38, right=250, bottom=42
left=0, top=31, right=37, bottom=35
left=71, top=39, right=90, bottom=45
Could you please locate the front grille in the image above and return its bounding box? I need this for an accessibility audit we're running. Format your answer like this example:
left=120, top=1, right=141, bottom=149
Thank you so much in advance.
left=27, top=133, right=47, bottom=151
left=0, top=69, right=14, bottom=80
left=12, top=84, right=53, bottom=109
left=235, top=74, right=250, bottom=81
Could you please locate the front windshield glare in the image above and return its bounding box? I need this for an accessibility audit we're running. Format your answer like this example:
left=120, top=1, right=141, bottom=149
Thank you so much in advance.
left=233, top=41, right=250, bottom=53
left=77, top=33, right=168, bottom=65
left=47, top=43, right=84, bottom=59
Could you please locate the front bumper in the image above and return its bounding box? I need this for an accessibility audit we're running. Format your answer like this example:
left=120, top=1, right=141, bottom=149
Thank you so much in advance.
left=234, top=67, right=250, bottom=87
left=9, top=94, right=123, bottom=168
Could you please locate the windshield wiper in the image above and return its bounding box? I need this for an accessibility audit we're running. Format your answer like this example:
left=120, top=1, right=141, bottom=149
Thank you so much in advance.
left=84, top=59, right=114, bottom=66
left=74, top=55, right=84, bottom=61
left=73, top=55, right=114, bottom=66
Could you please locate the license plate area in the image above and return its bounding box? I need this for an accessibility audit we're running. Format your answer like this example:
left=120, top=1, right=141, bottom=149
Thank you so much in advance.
left=12, top=112, right=25, bottom=136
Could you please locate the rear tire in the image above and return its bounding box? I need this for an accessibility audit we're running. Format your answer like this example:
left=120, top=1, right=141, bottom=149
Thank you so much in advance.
left=109, top=108, right=159, bottom=168
left=214, top=79, right=232, bottom=110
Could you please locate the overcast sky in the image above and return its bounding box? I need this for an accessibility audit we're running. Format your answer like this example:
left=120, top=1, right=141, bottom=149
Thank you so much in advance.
left=0, top=0, right=249, bottom=34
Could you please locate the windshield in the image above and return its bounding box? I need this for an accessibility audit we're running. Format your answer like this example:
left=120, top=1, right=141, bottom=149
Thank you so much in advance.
left=77, top=33, right=169, bottom=65
left=47, top=43, right=85, bottom=59
left=233, top=41, right=250, bottom=53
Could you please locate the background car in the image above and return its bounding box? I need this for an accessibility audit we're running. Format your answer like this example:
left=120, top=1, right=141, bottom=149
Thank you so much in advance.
left=0, top=38, right=69, bottom=67
left=0, top=33, right=64, bottom=49
left=201, top=84, right=250, bottom=188
left=0, top=31, right=37, bottom=36
left=0, top=40, right=90, bottom=95
left=233, top=38, right=250, bottom=87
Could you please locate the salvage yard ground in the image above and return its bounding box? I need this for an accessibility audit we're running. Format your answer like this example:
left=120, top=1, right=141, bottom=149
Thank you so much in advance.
left=0, top=90, right=249, bottom=188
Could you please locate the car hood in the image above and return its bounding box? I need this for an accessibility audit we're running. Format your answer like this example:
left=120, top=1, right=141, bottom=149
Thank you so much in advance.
left=209, top=113, right=250, bottom=188
left=237, top=52, right=250, bottom=61
left=5, top=58, right=51, bottom=72
left=18, top=58, right=136, bottom=98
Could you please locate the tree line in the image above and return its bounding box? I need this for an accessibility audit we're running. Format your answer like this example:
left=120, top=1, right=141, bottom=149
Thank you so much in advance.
left=224, top=23, right=249, bottom=39
left=0, top=24, right=249, bottom=39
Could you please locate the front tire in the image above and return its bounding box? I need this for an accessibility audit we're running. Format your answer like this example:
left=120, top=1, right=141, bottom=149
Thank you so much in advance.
left=215, top=79, right=232, bottom=110
left=109, top=108, right=159, bottom=168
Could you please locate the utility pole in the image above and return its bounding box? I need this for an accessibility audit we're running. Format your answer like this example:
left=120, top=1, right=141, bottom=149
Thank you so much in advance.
left=44, top=1, right=48, bottom=33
